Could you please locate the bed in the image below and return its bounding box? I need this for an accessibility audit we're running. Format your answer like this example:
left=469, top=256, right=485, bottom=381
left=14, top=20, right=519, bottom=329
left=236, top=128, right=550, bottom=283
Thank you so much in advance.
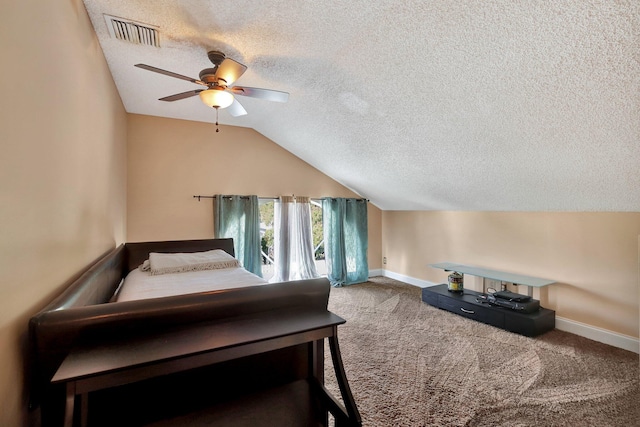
left=29, top=238, right=360, bottom=426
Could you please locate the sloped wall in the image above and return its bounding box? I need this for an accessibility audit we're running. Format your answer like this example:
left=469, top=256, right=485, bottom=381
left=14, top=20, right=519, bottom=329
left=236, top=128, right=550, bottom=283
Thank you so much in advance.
left=127, top=114, right=382, bottom=268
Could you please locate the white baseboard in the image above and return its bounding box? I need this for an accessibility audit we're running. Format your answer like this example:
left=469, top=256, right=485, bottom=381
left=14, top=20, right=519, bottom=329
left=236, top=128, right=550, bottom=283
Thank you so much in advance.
left=378, top=269, right=640, bottom=354
left=379, top=269, right=438, bottom=288
left=555, top=316, right=639, bottom=354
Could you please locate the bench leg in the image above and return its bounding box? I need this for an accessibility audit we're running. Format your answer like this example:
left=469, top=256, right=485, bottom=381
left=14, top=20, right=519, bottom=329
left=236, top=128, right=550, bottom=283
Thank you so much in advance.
left=64, top=382, right=76, bottom=427
left=80, top=392, right=89, bottom=427
left=328, top=328, right=361, bottom=426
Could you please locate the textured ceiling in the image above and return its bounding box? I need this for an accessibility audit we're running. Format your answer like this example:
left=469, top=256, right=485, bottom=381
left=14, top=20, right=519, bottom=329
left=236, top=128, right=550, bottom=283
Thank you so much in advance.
left=82, top=0, right=639, bottom=211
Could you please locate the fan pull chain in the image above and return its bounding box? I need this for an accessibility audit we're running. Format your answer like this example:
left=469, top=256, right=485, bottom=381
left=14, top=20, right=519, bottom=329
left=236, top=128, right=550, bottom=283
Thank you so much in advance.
left=214, top=106, right=220, bottom=132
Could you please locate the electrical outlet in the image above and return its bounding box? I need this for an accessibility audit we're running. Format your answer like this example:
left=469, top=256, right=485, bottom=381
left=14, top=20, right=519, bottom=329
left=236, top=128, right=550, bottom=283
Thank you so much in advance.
left=383, top=257, right=387, bottom=265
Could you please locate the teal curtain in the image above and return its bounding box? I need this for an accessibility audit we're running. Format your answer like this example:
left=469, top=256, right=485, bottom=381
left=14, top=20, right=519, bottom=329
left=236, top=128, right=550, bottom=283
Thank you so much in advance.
left=214, top=195, right=262, bottom=277
left=322, top=198, right=368, bottom=287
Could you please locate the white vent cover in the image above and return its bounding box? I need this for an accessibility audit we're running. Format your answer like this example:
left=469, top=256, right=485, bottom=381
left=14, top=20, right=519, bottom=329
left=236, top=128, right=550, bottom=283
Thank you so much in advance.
left=104, top=14, right=160, bottom=47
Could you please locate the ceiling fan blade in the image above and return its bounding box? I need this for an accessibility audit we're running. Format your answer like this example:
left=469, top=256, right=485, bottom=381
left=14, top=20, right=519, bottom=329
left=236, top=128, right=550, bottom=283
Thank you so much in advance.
left=135, top=64, right=206, bottom=86
left=226, top=98, right=247, bottom=117
left=229, top=86, right=289, bottom=103
left=215, top=58, right=247, bottom=86
left=159, top=89, right=204, bottom=102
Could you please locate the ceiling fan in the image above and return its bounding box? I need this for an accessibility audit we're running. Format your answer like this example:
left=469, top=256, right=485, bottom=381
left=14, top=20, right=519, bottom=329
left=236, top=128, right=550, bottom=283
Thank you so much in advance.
left=135, top=51, right=289, bottom=129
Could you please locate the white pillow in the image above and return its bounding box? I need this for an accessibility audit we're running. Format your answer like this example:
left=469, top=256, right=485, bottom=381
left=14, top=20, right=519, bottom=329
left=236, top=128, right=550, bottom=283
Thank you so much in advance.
left=148, top=249, right=241, bottom=275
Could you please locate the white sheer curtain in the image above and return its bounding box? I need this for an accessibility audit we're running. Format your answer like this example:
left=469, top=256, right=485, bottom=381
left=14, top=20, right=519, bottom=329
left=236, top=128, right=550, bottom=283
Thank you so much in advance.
left=270, top=195, right=320, bottom=282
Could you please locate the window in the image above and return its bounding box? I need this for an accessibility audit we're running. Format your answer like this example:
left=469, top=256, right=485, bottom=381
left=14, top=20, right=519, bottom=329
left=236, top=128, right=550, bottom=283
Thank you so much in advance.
left=259, top=199, right=275, bottom=280
left=310, top=200, right=326, bottom=276
left=259, top=198, right=326, bottom=280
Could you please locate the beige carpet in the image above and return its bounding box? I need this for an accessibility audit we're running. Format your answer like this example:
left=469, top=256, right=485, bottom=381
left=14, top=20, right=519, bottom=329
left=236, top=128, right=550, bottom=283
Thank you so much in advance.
left=325, top=277, right=640, bottom=426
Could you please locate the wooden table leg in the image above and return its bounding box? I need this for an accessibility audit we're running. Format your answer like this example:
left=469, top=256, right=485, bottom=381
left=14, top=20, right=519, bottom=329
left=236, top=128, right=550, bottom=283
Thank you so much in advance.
left=328, top=328, right=361, bottom=426
left=80, top=392, right=89, bottom=427
left=64, top=382, right=76, bottom=427
left=310, top=339, right=324, bottom=383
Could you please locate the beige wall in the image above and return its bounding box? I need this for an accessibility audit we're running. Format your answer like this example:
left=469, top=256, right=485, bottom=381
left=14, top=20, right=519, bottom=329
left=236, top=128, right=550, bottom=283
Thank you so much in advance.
left=127, top=114, right=382, bottom=269
left=0, top=0, right=127, bottom=425
left=382, top=211, right=640, bottom=338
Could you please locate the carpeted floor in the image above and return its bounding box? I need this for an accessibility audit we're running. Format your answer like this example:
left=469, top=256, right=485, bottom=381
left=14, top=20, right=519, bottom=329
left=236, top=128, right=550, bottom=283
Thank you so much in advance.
left=325, top=277, right=640, bottom=426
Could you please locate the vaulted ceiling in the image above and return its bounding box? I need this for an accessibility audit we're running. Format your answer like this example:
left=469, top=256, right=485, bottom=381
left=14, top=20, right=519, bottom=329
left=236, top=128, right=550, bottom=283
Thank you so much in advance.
left=82, top=1, right=639, bottom=211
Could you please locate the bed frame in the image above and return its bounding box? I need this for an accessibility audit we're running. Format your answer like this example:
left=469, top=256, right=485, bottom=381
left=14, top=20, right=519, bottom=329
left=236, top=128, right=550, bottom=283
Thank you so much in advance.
left=29, top=238, right=360, bottom=426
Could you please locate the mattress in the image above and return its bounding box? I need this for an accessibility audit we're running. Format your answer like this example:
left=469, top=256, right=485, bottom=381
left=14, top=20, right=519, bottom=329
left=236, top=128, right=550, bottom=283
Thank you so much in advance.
left=116, top=266, right=269, bottom=302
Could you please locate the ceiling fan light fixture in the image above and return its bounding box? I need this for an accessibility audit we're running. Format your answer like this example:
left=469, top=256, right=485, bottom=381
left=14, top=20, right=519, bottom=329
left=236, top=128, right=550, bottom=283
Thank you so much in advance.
left=199, top=89, right=234, bottom=109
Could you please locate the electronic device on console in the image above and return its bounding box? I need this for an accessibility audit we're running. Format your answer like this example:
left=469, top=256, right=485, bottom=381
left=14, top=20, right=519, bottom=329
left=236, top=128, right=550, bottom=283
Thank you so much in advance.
left=479, top=289, right=540, bottom=313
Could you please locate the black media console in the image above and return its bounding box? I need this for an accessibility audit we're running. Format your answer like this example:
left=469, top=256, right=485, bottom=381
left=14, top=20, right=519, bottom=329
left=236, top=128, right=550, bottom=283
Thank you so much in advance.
left=422, top=284, right=555, bottom=337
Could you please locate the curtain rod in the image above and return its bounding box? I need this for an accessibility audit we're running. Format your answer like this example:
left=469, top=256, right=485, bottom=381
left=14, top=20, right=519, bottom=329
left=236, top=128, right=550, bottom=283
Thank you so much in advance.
left=192, top=195, right=369, bottom=202
left=193, top=195, right=277, bottom=201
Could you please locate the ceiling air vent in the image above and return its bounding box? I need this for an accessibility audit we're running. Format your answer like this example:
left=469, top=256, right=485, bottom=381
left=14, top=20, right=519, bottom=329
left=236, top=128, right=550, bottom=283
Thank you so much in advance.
left=104, top=14, right=160, bottom=47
